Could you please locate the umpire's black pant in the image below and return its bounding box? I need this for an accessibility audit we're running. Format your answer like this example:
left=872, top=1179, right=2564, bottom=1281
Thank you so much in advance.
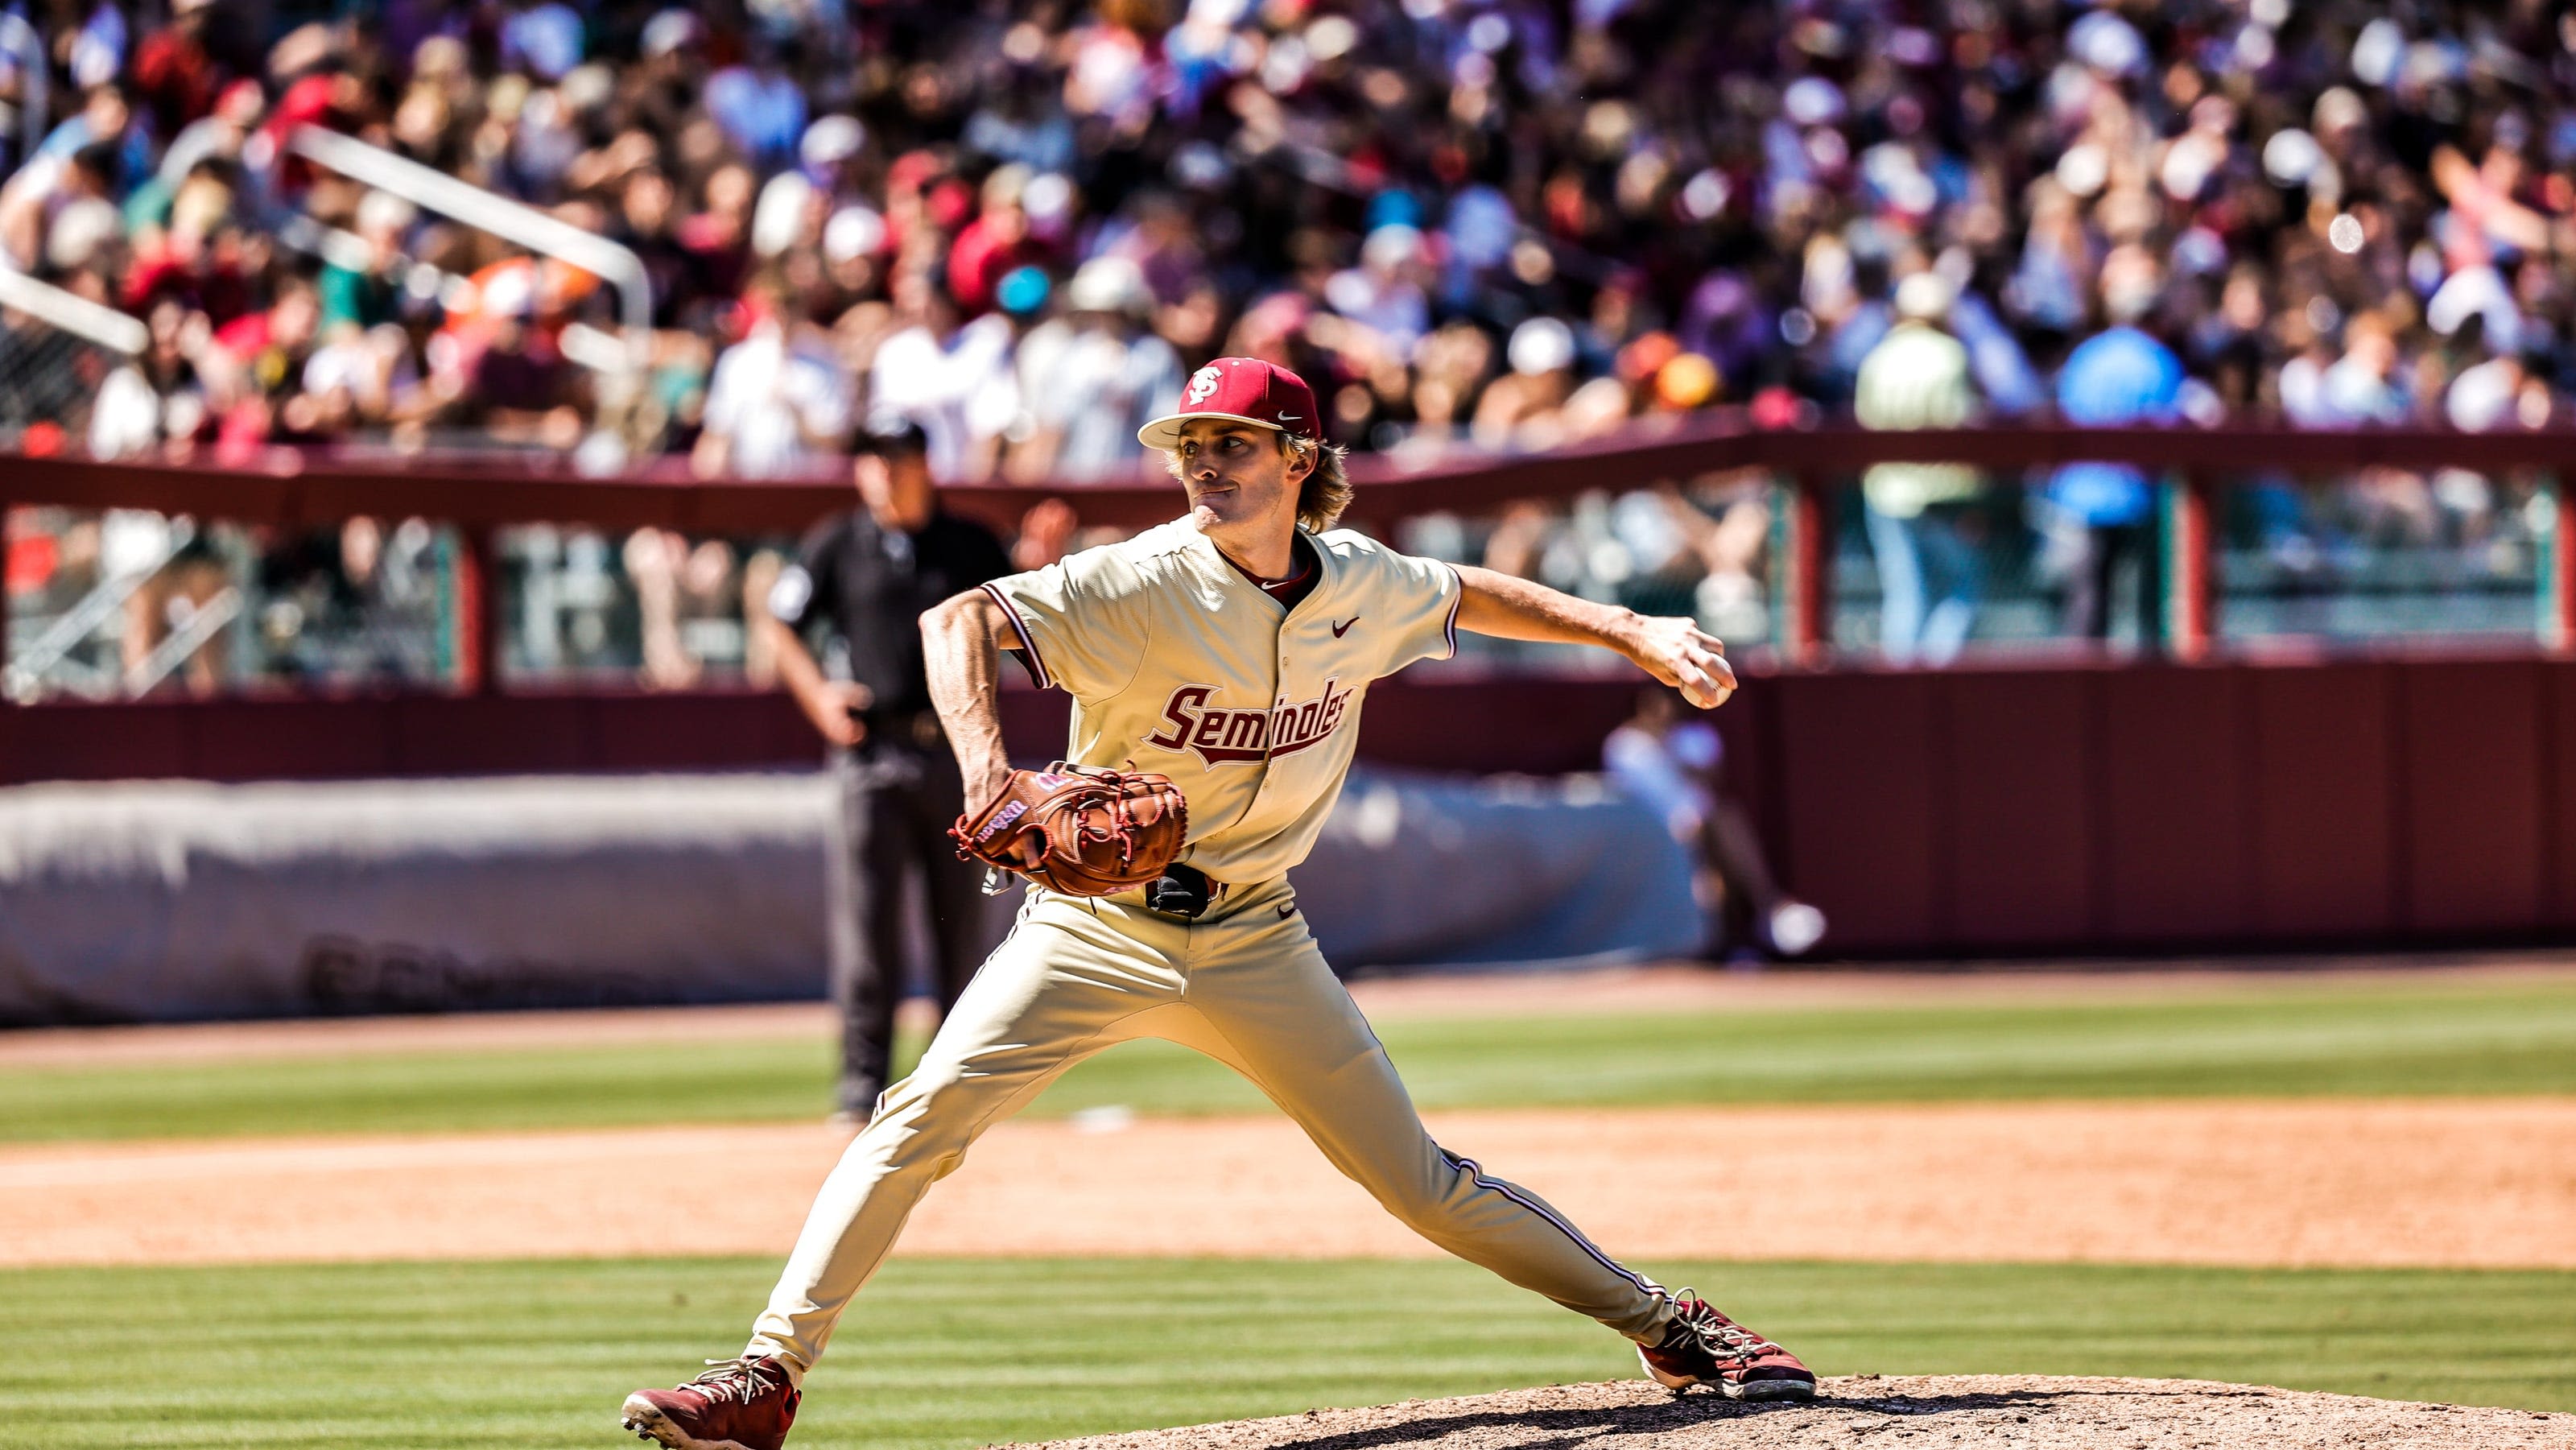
left=828, top=741, right=989, bottom=1118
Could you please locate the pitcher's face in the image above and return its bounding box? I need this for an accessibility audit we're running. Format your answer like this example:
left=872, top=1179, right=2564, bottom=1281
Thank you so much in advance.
left=1173, top=419, right=1308, bottom=535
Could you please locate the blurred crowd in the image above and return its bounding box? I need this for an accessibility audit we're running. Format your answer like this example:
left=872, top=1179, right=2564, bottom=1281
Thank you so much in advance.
left=16, top=0, right=2576, bottom=461
left=5, top=0, right=2572, bottom=686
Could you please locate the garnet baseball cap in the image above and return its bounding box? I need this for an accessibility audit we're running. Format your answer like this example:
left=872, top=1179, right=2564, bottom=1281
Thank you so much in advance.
left=1137, top=357, right=1319, bottom=449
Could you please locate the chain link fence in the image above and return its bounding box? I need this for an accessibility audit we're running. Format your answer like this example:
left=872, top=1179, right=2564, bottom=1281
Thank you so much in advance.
left=0, top=312, right=126, bottom=449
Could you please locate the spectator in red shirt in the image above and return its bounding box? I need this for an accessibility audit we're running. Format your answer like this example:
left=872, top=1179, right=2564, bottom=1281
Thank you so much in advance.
left=129, top=0, right=224, bottom=138
left=944, top=164, right=1045, bottom=316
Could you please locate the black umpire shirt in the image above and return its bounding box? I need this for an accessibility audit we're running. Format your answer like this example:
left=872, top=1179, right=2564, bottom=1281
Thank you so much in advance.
left=768, top=509, right=1013, bottom=723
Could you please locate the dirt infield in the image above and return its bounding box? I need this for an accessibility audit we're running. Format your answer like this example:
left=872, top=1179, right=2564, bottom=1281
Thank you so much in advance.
left=6, top=1097, right=2571, bottom=1269
left=1002, top=1376, right=2576, bottom=1450
left=5, top=958, right=2567, bottom=1068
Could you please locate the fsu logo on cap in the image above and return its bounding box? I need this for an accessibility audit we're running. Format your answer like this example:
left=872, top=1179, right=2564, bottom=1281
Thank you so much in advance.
left=1138, top=356, right=1323, bottom=449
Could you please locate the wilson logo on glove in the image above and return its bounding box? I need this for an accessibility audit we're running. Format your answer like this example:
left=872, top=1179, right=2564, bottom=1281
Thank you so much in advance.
left=969, top=800, right=1030, bottom=845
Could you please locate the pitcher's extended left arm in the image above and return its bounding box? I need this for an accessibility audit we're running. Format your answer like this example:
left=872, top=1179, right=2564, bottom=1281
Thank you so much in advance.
left=1453, top=564, right=1737, bottom=708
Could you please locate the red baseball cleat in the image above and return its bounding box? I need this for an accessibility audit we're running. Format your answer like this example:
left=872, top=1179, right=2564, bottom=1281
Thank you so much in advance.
left=1637, top=1294, right=1817, bottom=1402
left=619, top=1356, right=800, bottom=1450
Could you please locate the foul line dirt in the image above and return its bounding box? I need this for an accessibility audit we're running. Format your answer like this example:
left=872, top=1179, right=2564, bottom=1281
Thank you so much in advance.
left=6, top=1097, right=2571, bottom=1270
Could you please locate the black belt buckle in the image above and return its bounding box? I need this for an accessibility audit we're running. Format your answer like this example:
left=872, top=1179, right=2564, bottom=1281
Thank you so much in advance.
left=1144, top=863, right=1213, bottom=919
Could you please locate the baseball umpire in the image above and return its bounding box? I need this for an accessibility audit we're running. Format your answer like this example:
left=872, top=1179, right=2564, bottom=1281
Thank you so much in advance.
left=625, top=359, right=1814, bottom=1450
left=758, top=418, right=1013, bottom=1126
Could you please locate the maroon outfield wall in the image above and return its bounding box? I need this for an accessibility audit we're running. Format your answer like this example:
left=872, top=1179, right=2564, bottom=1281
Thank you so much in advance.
left=5, top=654, right=2570, bottom=956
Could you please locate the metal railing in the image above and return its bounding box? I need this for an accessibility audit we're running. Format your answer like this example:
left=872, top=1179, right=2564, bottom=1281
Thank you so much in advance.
left=269, top=212, right=635, bottom=376
left=2, top=517, right=196, bottom=702
left=2, top=416, right=2572, bottom=712
left=0, top=265, right=151, bottom=452
left=122, top=584, right=238, bottom=696
left=5, top=418, right=2571, bottom=686
left=0, top=274, right=164, bottom=701
left=283, top=126, right=653, bottom=368
left=0, top=268, right=147, bottom=358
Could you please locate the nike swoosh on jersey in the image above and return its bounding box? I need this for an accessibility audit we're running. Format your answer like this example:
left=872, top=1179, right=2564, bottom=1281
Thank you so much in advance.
left=1331, top=617, right=1360, bottom=637
left=1277, top=903, right=1296, bottom=918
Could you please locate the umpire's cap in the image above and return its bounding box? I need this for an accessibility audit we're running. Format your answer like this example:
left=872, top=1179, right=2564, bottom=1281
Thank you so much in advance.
left=855, top=415, right=931, bottom=459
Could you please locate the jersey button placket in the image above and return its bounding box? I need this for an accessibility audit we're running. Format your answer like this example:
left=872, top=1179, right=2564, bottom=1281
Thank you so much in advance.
left=1244, top=653, right=1287, bottom=808
left=1271, top=648, right=1293, bottom=758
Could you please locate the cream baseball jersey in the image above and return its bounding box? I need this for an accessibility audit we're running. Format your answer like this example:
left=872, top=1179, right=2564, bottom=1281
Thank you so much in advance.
left=981, top=518, right=1459, bottom=882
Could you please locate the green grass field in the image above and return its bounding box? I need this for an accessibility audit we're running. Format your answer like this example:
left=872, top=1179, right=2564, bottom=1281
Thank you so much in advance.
left=10, top=974, right=2571, bottom=1446
left=3, top=1256, right=2568, bottom=1448
left=8, top=973, right=2575, bottom=1142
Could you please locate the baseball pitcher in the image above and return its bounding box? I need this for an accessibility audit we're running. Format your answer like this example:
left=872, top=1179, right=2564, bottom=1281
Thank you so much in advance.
left=621, top=359, right=1815, bottom=1450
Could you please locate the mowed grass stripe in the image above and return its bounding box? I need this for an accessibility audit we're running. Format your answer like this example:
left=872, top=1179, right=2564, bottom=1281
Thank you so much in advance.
left=1, top=1257, right=2567, bottom=1448
left=6, top=976, right=2576, bottom=1142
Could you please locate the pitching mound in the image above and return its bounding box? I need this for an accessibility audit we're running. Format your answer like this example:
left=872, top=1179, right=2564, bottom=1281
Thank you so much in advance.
left=1008, top=1376, right=2575, bottom=1449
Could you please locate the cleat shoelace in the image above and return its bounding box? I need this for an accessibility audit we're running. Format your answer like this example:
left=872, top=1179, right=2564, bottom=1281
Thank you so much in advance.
left=682, top=1357, right=789, bottom=1406
left=1666, top=1296, right=1785, bottom=1368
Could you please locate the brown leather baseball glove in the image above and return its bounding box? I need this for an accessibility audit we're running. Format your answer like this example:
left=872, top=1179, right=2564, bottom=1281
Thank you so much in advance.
left=949, top=762, right=1190, bottom=897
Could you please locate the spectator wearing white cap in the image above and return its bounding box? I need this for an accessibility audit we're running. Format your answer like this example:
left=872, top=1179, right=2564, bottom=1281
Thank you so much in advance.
left=1472, top=316, right=1579, bottom=450
left=1009, top=255, right=1185, bottom=481
left=819, top=204, right=887, bottom=303
left=639, top=9, right=699, bottom=56
left=1856, top=271, right=1983, bottom=665
left=799, top=115, right=869, bottom=200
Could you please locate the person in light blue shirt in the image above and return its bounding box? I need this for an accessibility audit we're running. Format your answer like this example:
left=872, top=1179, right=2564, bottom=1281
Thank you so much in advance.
left=2046, top=262, right=2182, bottom=640
left=706, top=44, right=809, bottom=172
